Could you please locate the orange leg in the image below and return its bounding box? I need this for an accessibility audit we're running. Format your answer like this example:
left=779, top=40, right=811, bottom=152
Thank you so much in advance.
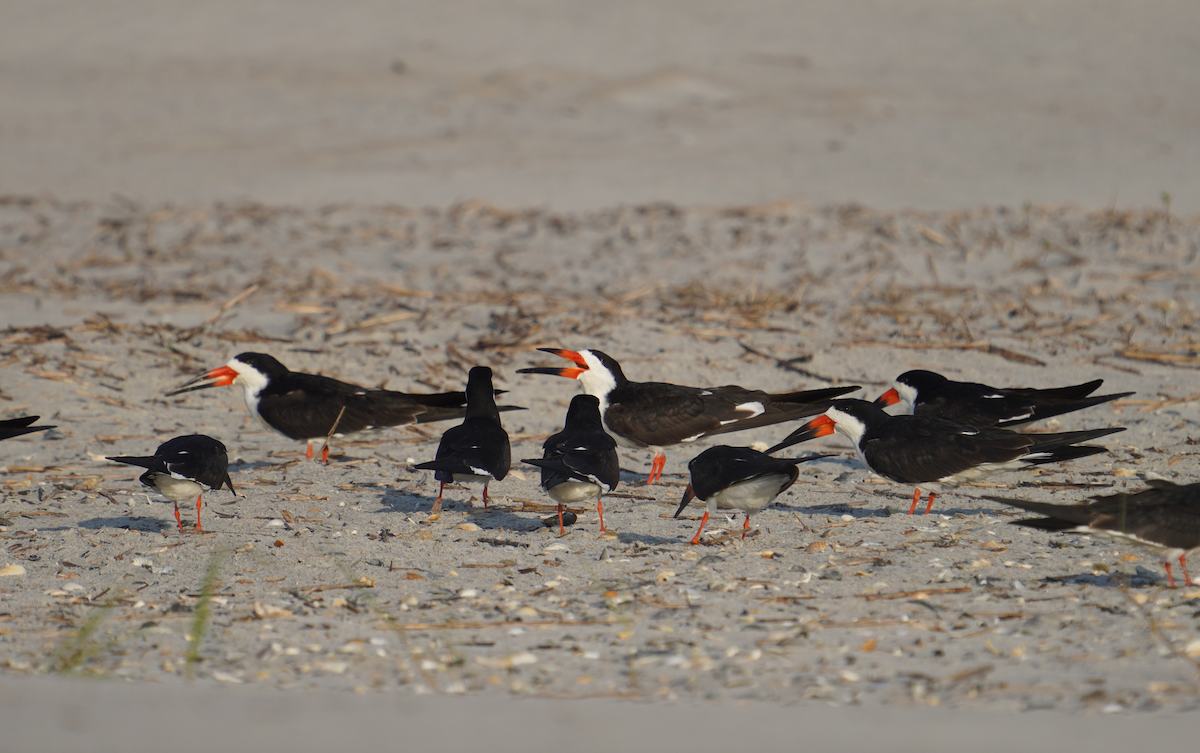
left=482, top=482, right=490, bottom=509
left=195, top=493, right=203, bottom=531
left=557, top=503, right=565, bottom=535
left=907, top=488, right=937, bottom=515
left=305, top=442, right=314, bottom=460
left=1164, top=560, right=1178, bottom=588
left=320, top=443, right=330, bottom=464
left=647, top=453, right=666, bottom=484
left=1181, top=554, right=1193, bottom=587
left=174, top=501, right=183, bottom=531
left=689, top=510, right=710, bottom=545
left=741, top=515, right=751, bottom=541
left=431, top=482, right=445, bottom=514
left=597, top=498, right=607, bottom=533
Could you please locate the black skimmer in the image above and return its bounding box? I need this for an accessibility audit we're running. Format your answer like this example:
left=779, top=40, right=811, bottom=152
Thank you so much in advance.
left=674, top=446, right=832, bottom=544
left=0, top=416, right=55, bottom=441
left=414, top=366, right=511, bottom=514
left=522, top=394, right=620, bottom=534
left=875, top=369, right=1132, bottom=428
left=768, top=399, right=1125, bottom=515
left=518, top=348, right=859, bottom=483
left=166, top=352, right=519, bottom=463
left=987, top=480, right=1200, bottom=588
left=108, top=434, right=235, bottom=531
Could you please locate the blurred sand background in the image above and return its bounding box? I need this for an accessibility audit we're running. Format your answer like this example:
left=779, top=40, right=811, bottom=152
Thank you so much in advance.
left=2, top=1, right=1200, bottom=750
left=3, top=0, right=1199, bottom=212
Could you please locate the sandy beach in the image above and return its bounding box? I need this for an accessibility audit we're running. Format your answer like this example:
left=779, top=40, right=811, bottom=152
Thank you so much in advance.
left=2, top=1, right=1200, bottom=748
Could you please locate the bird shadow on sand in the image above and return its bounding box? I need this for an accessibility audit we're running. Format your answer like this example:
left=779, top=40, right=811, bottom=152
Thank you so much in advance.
left=372, top=490, right=547, bottom=532
left=1041, top=571, right=1167, bottom=589
left=79, top=515, right=174, bottom=533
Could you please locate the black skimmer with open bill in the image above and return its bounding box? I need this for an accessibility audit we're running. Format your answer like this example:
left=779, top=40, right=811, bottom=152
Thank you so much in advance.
left=768, top=399, right=1125, bottom=515
left=674, top=446, right=832, bottom=544
left=165, top=352, right=519, bottom=463
left=0, top=416, right=55, bottom=441
left=108, top=434, right=235, bottom=531
left=518, top=348, right=859, bottom=483
left=523, top=394, right=620, bottom=534
left=874, top=369, right=1132, bottom=428
left=414, top=367, right=511, bottom=514
left=986, top=480, right=1200, bottom=588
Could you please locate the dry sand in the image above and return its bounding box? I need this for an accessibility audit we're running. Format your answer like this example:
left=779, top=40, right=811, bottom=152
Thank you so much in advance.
left=2, top=1, right=1200, bottom=748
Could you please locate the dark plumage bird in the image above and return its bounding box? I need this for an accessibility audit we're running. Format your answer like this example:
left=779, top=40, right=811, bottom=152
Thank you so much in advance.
left=108, top=435, right=235, bottom=531
left=523, top=395, right=620, bottom=534
left=166, top=352, right=519, bottom=462
left=414, top=367, right=511, bottom=514
left=769, top=399, right=1124, bottom=515
left=987, top=480, right=1200, bottom=588
left=518, top=347, right=858, bottom=483
left=875, top=369, right=1132, bottom=428
left=674, top=446, right=831, bottom=544
left=0, top=416, right=55, bottom=441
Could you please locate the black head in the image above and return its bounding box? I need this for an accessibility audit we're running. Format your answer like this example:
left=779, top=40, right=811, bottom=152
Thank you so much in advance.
left=232, top=353, right=291, bottom=377
left=895, top=370, right=948, bottom=392
left=563, top=394, right=604, bottom=428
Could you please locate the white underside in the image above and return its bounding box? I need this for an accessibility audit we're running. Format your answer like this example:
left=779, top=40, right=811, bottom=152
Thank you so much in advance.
left=706, top=473, right=790, bottom=514
left=449, top=472, right=491, bottom=485
left=1066, top=527, right=1191, bottom=561
left=149, top=474, right=204, bottom=502
left=545, top=480, right=602, bottom=504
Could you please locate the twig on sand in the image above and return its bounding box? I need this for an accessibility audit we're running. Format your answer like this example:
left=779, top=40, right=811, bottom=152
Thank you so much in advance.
left=178, top=284, right=260, bottom=342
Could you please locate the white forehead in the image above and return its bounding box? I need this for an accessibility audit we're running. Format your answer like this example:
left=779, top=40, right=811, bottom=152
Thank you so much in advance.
left=825, top=406, right=867, bottom=443
left=892, top=380, right=919, bottom=413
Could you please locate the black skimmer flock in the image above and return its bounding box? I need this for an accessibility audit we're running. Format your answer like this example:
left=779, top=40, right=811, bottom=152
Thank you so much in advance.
left=875, top=369, right=1132, bottom=428
left=166, top=352, right=517, bottom=463
left=768, top=399, right=1125, bottom=515
left=108, top=435, right=236, bottom=531
left=0, top=416, right=55, bottom=441
left=414, top=367, right=511, bottom=514
left=674, top=446, right=832, bottom=544
left=988, top=480, right=1200, bottom=588
left=523, top=395, right=621, bottom=534
left=518, top=348, right=859, bottom=483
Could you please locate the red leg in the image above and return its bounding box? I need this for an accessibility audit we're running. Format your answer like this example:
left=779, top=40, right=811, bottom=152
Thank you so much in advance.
left=1164, top=561, right=1178, bottom=588
left=174, top=501, right=182, bottom=531
left=320, top=443, right=330, bottom=464
left=741, top=515, right=750, bottom=541
left=924, top=491, right=937, bottom=515
left=689, top=511, right=710, bottom=545
left=557, top=503, right=565, bottom=535
left=647, top=453, right=666, bottom=484
left=597, top=498, right=606, bottom=533
left=482, top=482, right=490, bottom=509
left=305, top=442, right=314, bottom=460
left=431, top=482, right=445, bottom=514
left=1181, top=554, right=1193, bottom=587
left=195, top=494, right=203, bottom=531
left=907, top=488, right=922, bottom=515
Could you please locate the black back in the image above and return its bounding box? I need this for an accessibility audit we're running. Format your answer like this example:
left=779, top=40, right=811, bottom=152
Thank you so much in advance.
left=414, top=367, right=511, bottom=482
left=109, top=434, right=235, bottom=494
left=891, top=369, right=1131, bottom=428
left=994, top=480, right=1200, bottom=550
left=523, top=395, right=620, bottom=493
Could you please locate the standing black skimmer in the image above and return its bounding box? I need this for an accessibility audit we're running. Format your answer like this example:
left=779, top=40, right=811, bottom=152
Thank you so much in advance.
left=166, top=352, right=518, bottom=463
left=0, top=416, right=55, bottom=441
left=768, top=399, right=1125, bottom=515
left=674, top=446, right=832, bottom=544
left=518, top=348, right=859, bottom=483
left=414, top=367, right=511, bottom=514
left=108, top=435, right=235, bottom=531
left=875, top=369, right=1132, bottom=428
left=987, top=481, right=1200, bottom=588
left=523, top=394, right=620, bottom=534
